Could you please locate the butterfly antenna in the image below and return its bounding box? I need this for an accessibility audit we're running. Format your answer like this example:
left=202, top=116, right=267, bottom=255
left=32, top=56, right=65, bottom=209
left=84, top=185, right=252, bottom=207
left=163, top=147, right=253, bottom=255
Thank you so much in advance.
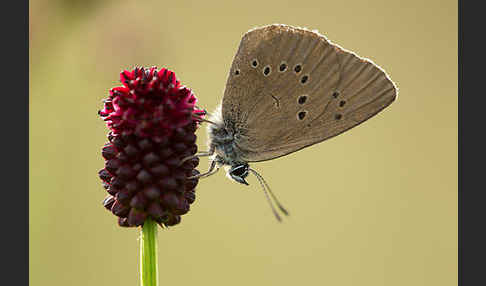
left=250, top=169, right=281, bottom=222
left=250, top=168, right=289, bottom=216
left=249, top=169, right=288, bottom=222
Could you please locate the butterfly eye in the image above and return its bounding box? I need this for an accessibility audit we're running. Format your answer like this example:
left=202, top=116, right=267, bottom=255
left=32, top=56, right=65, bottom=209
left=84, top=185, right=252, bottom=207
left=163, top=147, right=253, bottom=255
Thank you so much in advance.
left=279, top=62, right=287, bottom=72
left=234, top=69, right=240, bottom=75
left=232, top=166, right=246, bottom=177
left=263, top=66, right=271, bottom=76
left=251, top=59, right=259, bottom=68
left=230, top=164, right=249, bottom=178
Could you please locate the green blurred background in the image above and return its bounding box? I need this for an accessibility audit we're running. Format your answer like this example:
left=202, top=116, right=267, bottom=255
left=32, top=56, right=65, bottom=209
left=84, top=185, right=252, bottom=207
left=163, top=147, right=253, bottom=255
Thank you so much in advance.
left=30, top=0, right=457, bottom=285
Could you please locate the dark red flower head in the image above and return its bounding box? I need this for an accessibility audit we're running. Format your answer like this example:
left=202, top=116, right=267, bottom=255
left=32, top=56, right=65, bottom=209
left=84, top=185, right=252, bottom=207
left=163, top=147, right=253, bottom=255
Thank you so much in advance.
left=98, top=67, right=204, bottom=227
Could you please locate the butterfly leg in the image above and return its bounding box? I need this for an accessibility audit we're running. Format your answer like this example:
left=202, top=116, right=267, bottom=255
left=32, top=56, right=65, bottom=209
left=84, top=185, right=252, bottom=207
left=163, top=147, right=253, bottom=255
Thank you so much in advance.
left=192, top=106, right=215, bottom=122
left=192, top=107, right=219, bottom=126
left=194, top=117, right=218, bottom=126
left=188, top=160, right=220, bottom=179
left=195, top=105, right=210, bottom=115
left=179, top=147, right=215, bottom=166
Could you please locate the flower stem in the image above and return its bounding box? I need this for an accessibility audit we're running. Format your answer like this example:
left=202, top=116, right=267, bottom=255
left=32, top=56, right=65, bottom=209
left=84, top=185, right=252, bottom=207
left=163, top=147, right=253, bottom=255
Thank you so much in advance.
left=140, top=217, right=158, bottom=286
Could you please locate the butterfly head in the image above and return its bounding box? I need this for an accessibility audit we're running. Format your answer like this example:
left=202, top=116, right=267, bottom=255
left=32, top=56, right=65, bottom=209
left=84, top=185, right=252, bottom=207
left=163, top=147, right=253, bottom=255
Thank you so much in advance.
left=228, top=163, right=250, bottom=185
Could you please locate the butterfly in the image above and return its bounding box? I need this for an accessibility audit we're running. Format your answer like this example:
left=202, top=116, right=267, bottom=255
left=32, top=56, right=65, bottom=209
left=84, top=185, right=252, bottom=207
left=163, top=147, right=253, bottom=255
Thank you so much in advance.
left=189, top=24, right=397, bottom=220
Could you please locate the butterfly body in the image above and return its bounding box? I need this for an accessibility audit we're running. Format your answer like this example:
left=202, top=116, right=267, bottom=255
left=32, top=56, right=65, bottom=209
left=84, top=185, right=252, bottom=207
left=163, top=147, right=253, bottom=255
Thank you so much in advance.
left=201, top=24, right=397, bottom=219
left=206, top=105, right=251, bottom=184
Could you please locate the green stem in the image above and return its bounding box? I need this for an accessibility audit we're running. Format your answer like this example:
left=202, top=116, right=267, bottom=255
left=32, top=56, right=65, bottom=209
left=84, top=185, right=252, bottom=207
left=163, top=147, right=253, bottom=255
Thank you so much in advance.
left=140, top=217, right=158, bottom=286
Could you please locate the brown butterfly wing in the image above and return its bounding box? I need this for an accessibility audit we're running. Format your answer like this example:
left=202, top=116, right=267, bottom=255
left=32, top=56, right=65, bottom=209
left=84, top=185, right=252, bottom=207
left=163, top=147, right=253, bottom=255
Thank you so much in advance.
left=221, top=24, right=397, bottom=162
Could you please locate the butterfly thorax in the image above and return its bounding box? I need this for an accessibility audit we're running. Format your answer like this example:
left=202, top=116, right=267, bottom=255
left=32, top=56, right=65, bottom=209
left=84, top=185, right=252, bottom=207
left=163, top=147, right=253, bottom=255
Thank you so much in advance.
left=207, top=112, right=247, bottom=167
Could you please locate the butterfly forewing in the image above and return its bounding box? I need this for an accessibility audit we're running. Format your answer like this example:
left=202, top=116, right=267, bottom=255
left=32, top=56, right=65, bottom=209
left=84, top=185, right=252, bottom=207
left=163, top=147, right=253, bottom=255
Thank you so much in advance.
left=221, top=24, right=397, bottom=162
